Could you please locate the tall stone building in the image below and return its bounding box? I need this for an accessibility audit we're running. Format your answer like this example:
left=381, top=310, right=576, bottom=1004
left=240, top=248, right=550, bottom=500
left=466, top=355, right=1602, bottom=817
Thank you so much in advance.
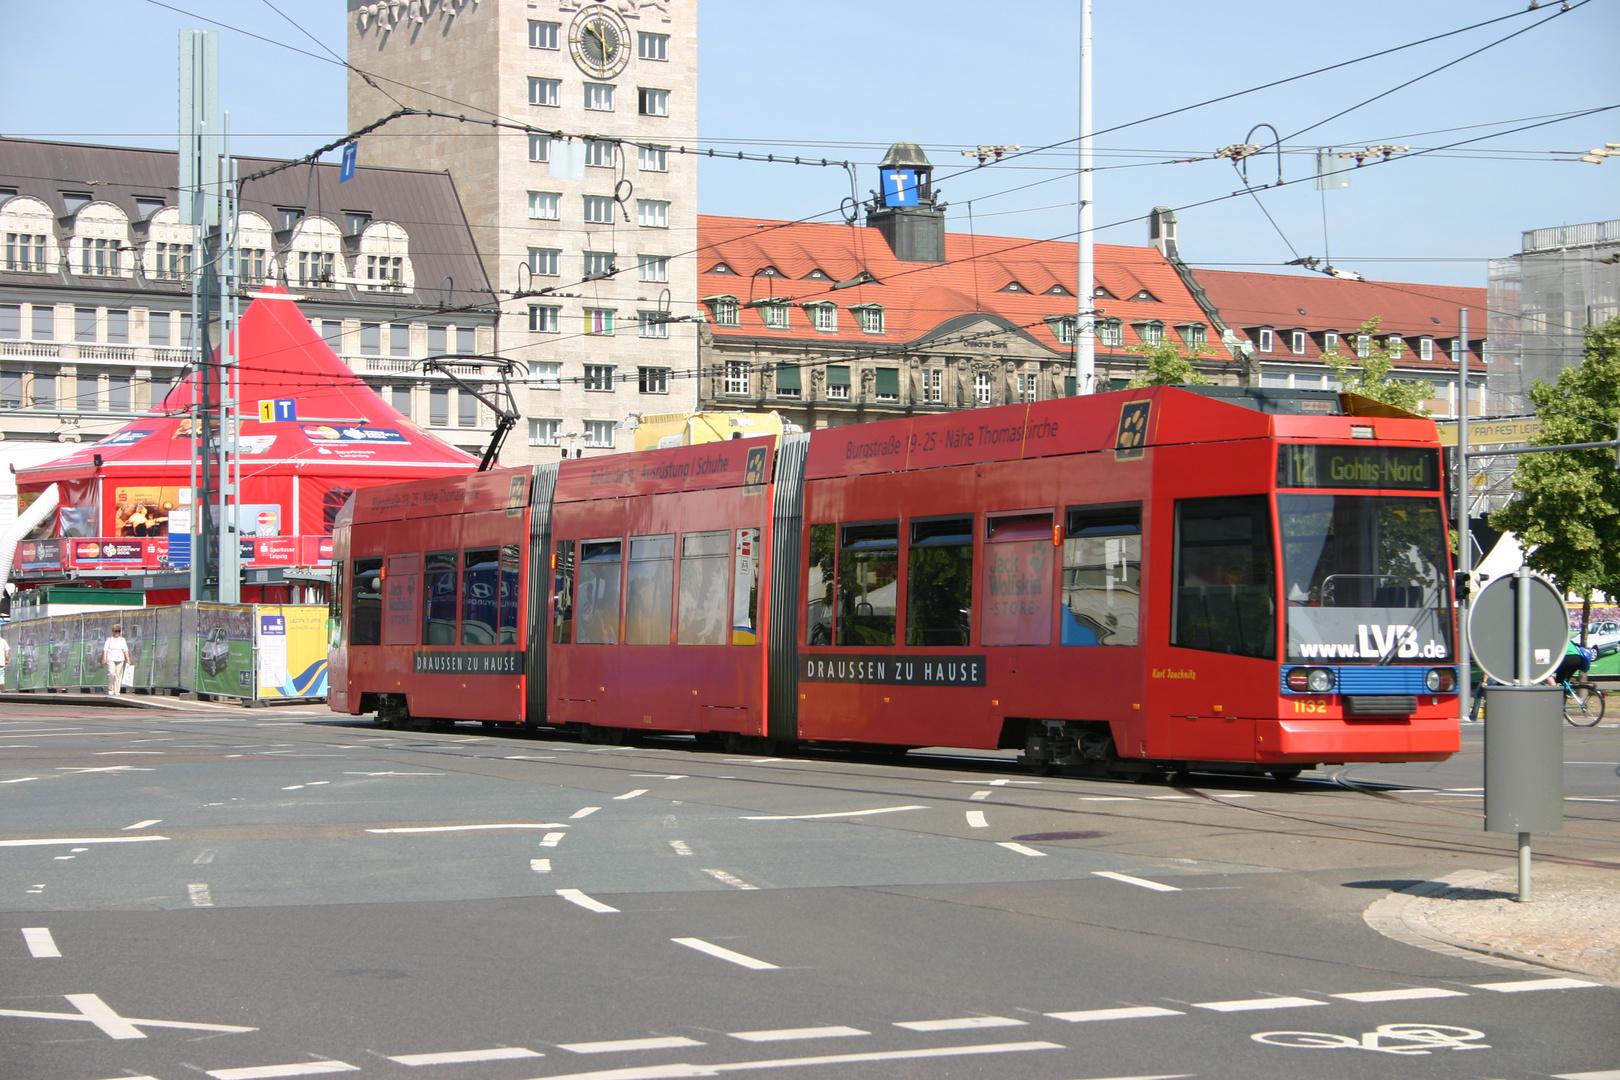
left=348, top=0, right=699, bottom=463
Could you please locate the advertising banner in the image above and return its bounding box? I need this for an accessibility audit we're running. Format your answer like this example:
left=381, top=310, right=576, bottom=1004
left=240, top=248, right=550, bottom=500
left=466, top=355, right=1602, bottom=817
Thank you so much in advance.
left=152, top=605, right=183, bottom=689
left=195, top=604, right=255, bottom=697
left=16, top=539, right=64, bottom=570
left=255, top=606, right=329, bottom=699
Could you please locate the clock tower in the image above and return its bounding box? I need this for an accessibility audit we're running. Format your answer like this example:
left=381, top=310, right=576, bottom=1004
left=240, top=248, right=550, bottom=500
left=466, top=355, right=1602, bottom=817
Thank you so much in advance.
left=348, top=0, right=699, bottom=464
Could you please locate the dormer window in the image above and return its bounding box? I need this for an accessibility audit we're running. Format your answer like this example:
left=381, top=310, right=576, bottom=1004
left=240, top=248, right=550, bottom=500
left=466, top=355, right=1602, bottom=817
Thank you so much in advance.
left=1256, top=327, right=1275, bottom=353
left=134, top=197, right=166, bottom=219
left=1131, top=289, right=1158, bottom=302
left=804, top=268, right=830, bottom=281
left=1290, top=330, right=1307, bottom=355
left=1420, top=336, right=1434, bottom=362
left=344, top=211, right=372, bottom=236
left=1098, top=318, right=1123, bottom=347
left=1177, top=323, right=1207, bottom=348
left=1387, top=335, right=1405, bottom=360
left=1001, top=281, right=1027, bottom=293
left=61, top=192, right=92, bottom=214
left=852, top=304, right=885, bottom=334
left=751, top=299, right=790, bottom=329
left=704, top=295, right=740, bottom=327
left=276, top=207, right=304, bottom=230
left=755, top=266, right=783, bottom=278
left=1323, top=330, right=1340, bottom=353
left=1133, top=321, right=1164, bottom=346
left=803, top=301, right=837, bottom=332
left=1047, top=316, right=1077, bottom=345
left=2, top=195, right=57, bottom=273
left=1094, top=285, right=1114, bottom=299
left=1047, top=284, right=1071, bottom=296
left=709, top=262, right=735, bottom=275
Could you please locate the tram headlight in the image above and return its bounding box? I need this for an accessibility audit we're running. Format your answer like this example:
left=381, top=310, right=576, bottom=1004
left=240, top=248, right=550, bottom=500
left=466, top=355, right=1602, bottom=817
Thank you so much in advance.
left=1286, top=667, right=1336, bottom=693
left=1425, top=668, right=1456, bottom=693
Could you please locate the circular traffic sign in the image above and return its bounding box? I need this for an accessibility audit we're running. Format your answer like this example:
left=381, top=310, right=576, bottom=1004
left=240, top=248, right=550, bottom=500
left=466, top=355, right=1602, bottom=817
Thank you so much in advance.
left=1466, top=571, right=1569, bottom=685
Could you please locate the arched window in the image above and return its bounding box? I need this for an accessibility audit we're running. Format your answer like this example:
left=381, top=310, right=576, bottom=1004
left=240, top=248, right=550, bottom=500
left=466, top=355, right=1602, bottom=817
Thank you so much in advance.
left=142, top=207, right=191, bottom=282
left=356, top=220, right=414, bottom=291
left=71, top=201, right=132, bottom=278
left=1, top=196, right=59, bottom=273
left=285, top=216, right=343, bottom=288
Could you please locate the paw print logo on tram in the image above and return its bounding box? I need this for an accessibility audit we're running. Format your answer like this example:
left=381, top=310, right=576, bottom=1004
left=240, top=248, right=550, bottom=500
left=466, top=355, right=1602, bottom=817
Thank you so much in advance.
left=1115, top=400, right=1151, bottom=461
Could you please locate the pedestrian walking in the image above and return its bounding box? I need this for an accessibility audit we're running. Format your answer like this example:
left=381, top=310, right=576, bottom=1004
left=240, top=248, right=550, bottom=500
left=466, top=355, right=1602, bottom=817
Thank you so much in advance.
left=103, top=624, right=130, bottom=696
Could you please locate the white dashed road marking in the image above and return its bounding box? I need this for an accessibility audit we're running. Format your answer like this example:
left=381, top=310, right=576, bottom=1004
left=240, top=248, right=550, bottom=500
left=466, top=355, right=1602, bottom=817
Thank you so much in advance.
left=669, top=840, right=693, bottom=856
left=570, top=806, right=601, bottom=819
left=672, top=937, right=779, bottom=970
left=895, top=1016, right=1027, bottom=1032
left=555, top=888, right=618, bottom=913
left=540, top=832, right=566, bottom=847
left=1046, top=1006, right=1186, bottom=1022
left=996, top=842, right=1046, bottom=857
left=1332, top=987, right=1468, bottom=1002
left=1093, top=870, right=1180, bottom=892
left=366, top=823, right=567, bottom=834
left=388, top=1047, right=543, bottom=1066
left=122, top=819, right=162, bottom=830
left=615, top=789, right=648, bottom=800
left=965, top=810, right=989, bottom=828
left=530, top=859, right=551, bottom=874
left=1473, top=977, right=1601, bottom=992
left=742, top=805, right=928, bottom=821
left=557, top=1036, right=704, bottom=1054
left=702, top=868, right=759, bottom=890
left=22, top=927, right=60, bottom=958
left=728, top=1026, right=868, bottom=1042
left=969, top=790, right=991, bottom=800
left=206, top=1062, right=357, bottom=1079
left=1193, top=996, right=1325, bottom=1012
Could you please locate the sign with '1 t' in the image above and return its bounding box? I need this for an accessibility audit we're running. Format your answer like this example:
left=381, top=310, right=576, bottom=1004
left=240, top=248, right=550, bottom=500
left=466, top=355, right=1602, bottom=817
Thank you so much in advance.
left=258, top=399, right=297, bottom=423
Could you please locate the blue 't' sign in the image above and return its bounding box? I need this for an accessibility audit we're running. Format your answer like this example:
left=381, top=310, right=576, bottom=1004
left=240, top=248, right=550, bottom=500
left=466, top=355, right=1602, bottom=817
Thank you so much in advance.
left=883, top=169, right=919, bottom=207
left=339, top=142, right=358, bottom=183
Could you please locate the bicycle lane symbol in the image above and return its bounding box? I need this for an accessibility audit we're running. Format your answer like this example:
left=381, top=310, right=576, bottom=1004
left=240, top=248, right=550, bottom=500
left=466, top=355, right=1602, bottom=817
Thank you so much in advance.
left=1252, top=1023, right=1489, bottom=1055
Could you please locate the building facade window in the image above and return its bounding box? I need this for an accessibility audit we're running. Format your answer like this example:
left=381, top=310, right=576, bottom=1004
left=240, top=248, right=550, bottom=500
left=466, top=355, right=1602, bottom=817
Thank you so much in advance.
left=638, top=145, right=668, bottom=172
left=827, top=365, right=850, bottom=399
left=528, top=20, right=559, bottom=48
left=709, top=297, right=739, bottom=327
left=152, top=242, right=192, bottom=280
left=239, top=247, right=266, bottom=283
left=807, top=303, right=836, bottom=332
left=1387, top=335, right=1405, bottom=359
left=429, top=387, right=449, bottom=426
left=1324, top=330, right=1340, bottom=353
left=1178, top=323, right=1207, bottom=348
left=458, top=387, right=479, bottom=426
left=528, top=247, right=560, bottom=276
left=724, top=361, right=751, bottom=396
left=637, top=200, right=669, bottom=228
left=638, top=366, right=669, bottom=393
left=529, top=418, right=561, bottom=446
left=2, top=304, right=23, bottom=339
left=360, top=323, right=381, bottom=356
left=366, top=254, right=403, bottom=289
left=761, top=301, right=789, bottom=329
left=974, top=371, right=992, bottom=404
left=1290, top=329, right=1307, bottom=355
left=457, top=326, right=475, bottom=353
left=297, top=249, right=334, bottom=287
left=924, top=368, right=943, bottom=402
left=775, top=364, right=801, bottom=398
left=1099, top=318, right=1123, bottom=347
left=1134, top=322, right=1163, bottom=347
left=528, top=362, right=561, bottom=389
left=106, top=309, right=129, bottom=344
left=1420, top=336, right=1434, bottom=362
left=638, top=88, right=669, bottom=116
left=389, top=323, right=409, bottom=357
left=854, top=305, right=884, bottom=334
left=528, top=191, right=560, bottom=220
left=1256, top=327, right=1274, bottom=353
left=583, top=195, right=616, bottom=224
left=638, top=31, right=668, bottom=59
left=583, top=250, right=616, bottom=278
left=584, top=420, right=614, bottom=448
left=1017, top=371, right=1039, bottom=403
left=875, top=367, right=900, bottom=402
left=76, top=372, right=99, bottom=410
left=391, top=385, right=412, bottom=419
left=528, top=135, right=550, bottom=162
left=1356, top=334, right=1372, bottom=358
left=528, top=77, right=560, bottom=107
left=638, top=311, right=669, bottom=339
left=585, top=140, right=615, bottom=168
left=33, top=371, right=55, bottom=408
left=637, top=254, right=668, bottom=282
left=5, top=232, right=48, bottom=272
left=585, top=309, right=614, bottom=335
left=529, top=305, right=560, bottom=333
left=584, top=83, right=615, bottom=111
left=81, top=237, right=120, bottom=276
left=75, top=307, right=96, bottom=342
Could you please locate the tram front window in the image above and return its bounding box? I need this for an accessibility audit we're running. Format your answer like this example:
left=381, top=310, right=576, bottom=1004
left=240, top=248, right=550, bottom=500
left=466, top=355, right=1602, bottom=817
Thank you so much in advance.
left=1278, top=495, right=1451, bottom=662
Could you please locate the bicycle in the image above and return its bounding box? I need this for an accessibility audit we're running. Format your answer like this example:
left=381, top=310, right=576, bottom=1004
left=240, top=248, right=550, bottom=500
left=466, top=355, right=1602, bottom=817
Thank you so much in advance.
left=1562, top=677, right=1605, bottom=727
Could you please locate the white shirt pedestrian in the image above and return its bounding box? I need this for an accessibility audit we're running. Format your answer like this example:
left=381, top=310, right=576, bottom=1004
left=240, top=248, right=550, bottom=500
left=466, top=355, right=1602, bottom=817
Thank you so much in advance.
left=103, top=627, right=130, bottom=696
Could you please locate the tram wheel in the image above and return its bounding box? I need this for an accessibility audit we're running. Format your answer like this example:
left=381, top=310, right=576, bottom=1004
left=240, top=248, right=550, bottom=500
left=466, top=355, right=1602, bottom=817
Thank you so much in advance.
left=1269, top=768, right=1303, bottom=782
left=1169, top=770, right=1195, bottom=786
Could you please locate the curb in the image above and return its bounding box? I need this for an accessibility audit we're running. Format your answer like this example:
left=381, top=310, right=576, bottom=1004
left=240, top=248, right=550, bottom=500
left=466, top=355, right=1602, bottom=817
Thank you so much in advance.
left=0, top=692, right=192, bottom=711
left=1363, top=869, right=1618, bottom=985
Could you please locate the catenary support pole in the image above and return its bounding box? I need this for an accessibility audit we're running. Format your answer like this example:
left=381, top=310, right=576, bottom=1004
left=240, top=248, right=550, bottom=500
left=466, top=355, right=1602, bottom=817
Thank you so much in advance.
left=1075, top=0, right=1095, bottom=395
left=1456, top=308, right=1470, bottom=724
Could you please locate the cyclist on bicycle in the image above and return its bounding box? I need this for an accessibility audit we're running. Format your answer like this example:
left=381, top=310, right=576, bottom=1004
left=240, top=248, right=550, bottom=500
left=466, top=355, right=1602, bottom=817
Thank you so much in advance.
left=1555, top=638, right=1595, bottom=685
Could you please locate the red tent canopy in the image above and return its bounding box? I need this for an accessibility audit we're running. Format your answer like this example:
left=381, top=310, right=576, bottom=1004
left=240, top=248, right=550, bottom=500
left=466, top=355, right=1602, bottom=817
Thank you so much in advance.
left=17, top=287, right=479, bottom=557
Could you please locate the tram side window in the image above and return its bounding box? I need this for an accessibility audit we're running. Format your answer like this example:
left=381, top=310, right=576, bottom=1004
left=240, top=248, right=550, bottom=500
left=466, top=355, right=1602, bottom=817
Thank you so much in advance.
left=678, top=530, right=729, bottom=645
left=732, top=528, right=762, bottom=645
left=982, top=513, right=1054, bottom=646
left=807, top=523, right=835, bottom=645
left=552, top=540, right=575, bottom=643
left=1063, top=503, right=1141, bottom=646
left=626, top=535, right=675, bottom=644
left=499, top=544, right=521, bottom=645
left=576, top=539, right=623, bottom=644
left=329, top=558, right=345, bottom=650
left=350, top=557, right=382, bottom=646
left=461, top=548, right=500, bottom=645
left=1172, top=495, right=1276, bottom=659
left=838, top=521, right=898, bottom=646
left=423, top=550, right=458, bottom=644
left=907, top=515, right=973, bottom=646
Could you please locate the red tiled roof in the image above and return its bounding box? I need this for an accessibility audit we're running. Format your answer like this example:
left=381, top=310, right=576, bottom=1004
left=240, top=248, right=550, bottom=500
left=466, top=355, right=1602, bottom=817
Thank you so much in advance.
left=1192, top=268, right=1485, bottom=370
left=697, top=215, right=1230, bottom=358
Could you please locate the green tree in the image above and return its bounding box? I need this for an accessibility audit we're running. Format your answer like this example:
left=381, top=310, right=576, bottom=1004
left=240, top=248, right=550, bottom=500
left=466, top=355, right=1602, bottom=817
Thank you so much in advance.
left=1125, top=337, right=1211, bottom=388
left=1323, top=317, right=1434, bottom=415
left=1490, top=314, right=1620, bottom=599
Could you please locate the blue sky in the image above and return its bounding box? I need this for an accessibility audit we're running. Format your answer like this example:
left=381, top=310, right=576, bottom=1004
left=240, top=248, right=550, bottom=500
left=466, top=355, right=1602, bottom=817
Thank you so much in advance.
left=3, top=0, right=1615, bottom=287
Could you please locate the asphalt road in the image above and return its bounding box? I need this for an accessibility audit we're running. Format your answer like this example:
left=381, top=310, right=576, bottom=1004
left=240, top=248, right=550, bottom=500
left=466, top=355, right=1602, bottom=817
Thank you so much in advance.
left=2, top=701, right=1616, bottom=1080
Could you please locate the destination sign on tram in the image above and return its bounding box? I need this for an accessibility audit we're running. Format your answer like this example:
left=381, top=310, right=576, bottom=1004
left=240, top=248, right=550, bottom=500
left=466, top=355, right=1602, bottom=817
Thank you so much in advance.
left=1277, top=444, right=1439, bottom=491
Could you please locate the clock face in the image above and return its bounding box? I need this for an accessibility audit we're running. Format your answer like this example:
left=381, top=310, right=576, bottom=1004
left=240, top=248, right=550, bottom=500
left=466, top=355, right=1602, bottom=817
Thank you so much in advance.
left=569, top=5, right=631, bottom=79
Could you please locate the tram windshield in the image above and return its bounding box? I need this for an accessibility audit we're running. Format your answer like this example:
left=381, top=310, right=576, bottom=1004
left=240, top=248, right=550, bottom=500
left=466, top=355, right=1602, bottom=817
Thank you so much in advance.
left=1278, top=494, right=1452, bottom=663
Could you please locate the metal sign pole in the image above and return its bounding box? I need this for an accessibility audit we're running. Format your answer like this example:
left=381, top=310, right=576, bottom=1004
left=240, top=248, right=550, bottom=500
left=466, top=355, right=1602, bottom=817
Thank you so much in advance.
left=1455, top=308, right=1470, bottom=726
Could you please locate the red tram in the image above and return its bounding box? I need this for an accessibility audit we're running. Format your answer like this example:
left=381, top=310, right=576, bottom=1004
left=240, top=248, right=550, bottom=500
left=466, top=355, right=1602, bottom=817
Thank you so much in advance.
left=329, top=386, right=1460, bottom=778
